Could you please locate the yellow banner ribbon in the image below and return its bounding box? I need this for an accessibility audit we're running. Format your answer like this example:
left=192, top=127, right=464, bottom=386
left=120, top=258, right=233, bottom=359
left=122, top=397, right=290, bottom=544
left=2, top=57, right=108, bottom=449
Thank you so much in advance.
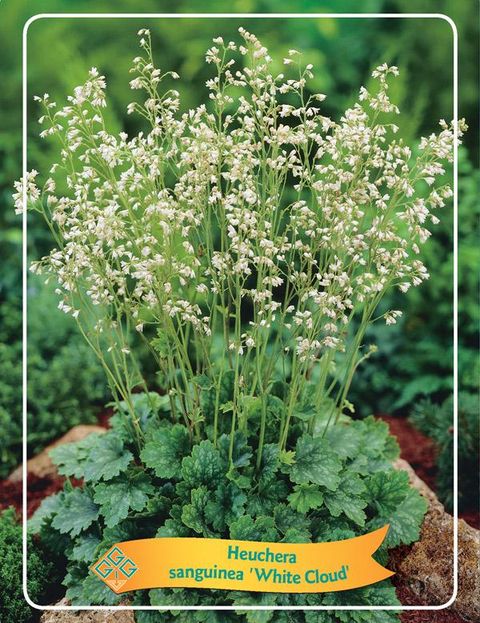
left=91, top=525, right=392, bottom=594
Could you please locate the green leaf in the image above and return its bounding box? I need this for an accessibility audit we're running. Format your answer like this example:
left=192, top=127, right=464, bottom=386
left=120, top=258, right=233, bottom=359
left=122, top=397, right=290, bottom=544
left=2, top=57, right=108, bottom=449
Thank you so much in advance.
left=145, top=482, right=176, bottom=515
left=218, top=431, right=252, bottom=469
left=304, top=612, right=334, bottom=623
left=229, top=515, right=278, bottom=542
left=93, top=471, right=155, bottom=527
left=257, top=443, right=280, bottom=486
left=219, top=370, right=236, bottom=403
left=149, top=586, right=220, bottom=609
left=247, top=479, right=288, bottom=516
left=354, top=416, right=391, bottom=458
left=63, top=564, right=88, bottom=604
left=101, top=520, right=140, bottom=547
left=156, top=518, right=191, bottom=538
left=233, top=591, right=279, bottom=622
left=288, top=484, right=324, bottom=513
left=282, top=527, right=312, bottom=543
left=266, top=395, right=286, bottom=421
left=274, top=504, right=311, bottom=539
left=134, top=610, right=168, bottom=623
left=383, top=435, right=401, bottom=461
left=192, top=374, right=218, bottom=422
left=111, top=392, right=167, bottom=439
left=279, top=450, right=295, bottom=466
left=324, top=490, right=367, bottom=527
left=292, top=404, right=316, bottom=422
left=348, top=454, right=369, bottom=476
left=205, top=481, right=247, bottom=532
left=367, top=469, right=409, bottom=515
left=49, top=443, right=84, bottom=478
left=77, top=573, right=121, bottom=606
left=83, top=433, right=133, bottom=482
left=290, top=434, right=342, bottom=490
left=322, top=579, right=400, bottom=618
left=181, top=440, right=224, bottom=489
left=151, top=330, right=172, bottom=360
left=323, top=470, right=367, bottom=526
left=238, top=395, right=262, bottom=421
left=49, top=433, right=102, bottom=479
left=71, top=534, right=101, bottom=563
left=197, top=369, right=236, bottom=417
left=140, top=424, right=190, bottom=479
left=325, top=423, right=361, bottom=459
left=315, top=525, right=356, bottom=543
left=181, top=486, right=217, bottom=537
left=28, top=491, right=63, bottom=534
left=52, top=489, right=100, bottom=537
left=374, top=488, right=427, bottom=548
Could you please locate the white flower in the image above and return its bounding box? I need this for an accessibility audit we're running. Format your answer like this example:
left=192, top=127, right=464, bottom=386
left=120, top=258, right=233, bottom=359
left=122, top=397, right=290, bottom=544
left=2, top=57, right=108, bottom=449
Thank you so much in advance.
left=21, top=29, right=461, bottom=431
left=385, top=310, right=403, bottom=325
left=242, top=188, right=257, bottom=204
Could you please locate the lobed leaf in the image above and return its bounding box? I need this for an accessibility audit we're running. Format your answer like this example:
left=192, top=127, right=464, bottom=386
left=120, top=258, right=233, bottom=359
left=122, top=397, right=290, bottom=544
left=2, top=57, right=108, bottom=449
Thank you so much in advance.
left=51, top=489, right=99, bottom=537
left=71, top=533, right=102, bottom=563
left=83, top=433, right=133, bottom=482
left=140, top=424, right=190, bottom=479
left=181, top=486, right=217, bottom=537
left=287, top=484, right=324, bottom=514
left=49, top=433, right=102, bottom=479
left=28, top=491, right=63, bottom=534
left=290, top=434, right=342, bottom=490
left=181, top=440, right=224, bottom=488
left=367, top=469, right=410, bottom=515
left=229, top=515, right=278, bottom=542
left=371, top=488, right=427, bottom=548
left=93, top=471, right=155, bottom=527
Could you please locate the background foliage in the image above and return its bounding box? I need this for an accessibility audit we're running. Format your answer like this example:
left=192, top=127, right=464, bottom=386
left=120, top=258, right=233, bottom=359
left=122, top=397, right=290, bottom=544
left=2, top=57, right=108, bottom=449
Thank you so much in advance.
left=410, top=392, right=479, bottom=513
left=0, top=508, right=63, bottom=622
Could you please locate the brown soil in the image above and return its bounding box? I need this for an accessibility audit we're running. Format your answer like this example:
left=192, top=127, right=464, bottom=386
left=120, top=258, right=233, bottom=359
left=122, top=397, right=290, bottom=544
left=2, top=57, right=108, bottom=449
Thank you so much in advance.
left=0, top=473, right=80, bottom=519
left=398, top=585, right=466, bottom=623
left=0, top=477, right=22, bottom=515
left=380, top=414, right=438, bottom=490
left=384, top=418, right=479, bottom=623
left=96, top=406, right=113, bottom=429
left=380, top=415, right=479, bottom=531
left=459, top=509, right=480, bottom=531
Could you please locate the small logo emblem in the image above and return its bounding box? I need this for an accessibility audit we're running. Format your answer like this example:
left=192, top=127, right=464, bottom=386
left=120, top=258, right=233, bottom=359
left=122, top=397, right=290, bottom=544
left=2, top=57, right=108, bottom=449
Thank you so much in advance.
left=92, top=546, right=138, bottom=592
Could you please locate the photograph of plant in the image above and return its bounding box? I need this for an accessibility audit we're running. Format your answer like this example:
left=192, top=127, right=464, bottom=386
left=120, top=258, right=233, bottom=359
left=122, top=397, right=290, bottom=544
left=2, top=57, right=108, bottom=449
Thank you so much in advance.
left=19, top=21, right=462, bottom=612
left=0, top=4, right=478, bottom=623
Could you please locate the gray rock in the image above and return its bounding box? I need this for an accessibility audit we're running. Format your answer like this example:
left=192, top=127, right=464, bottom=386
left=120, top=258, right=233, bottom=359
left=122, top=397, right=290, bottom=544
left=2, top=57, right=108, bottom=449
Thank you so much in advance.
left=8, top=425, right=106, bottom=482
left=391, top=458, right=480, bottom=622
left=39, top=599, right=135, bottom=623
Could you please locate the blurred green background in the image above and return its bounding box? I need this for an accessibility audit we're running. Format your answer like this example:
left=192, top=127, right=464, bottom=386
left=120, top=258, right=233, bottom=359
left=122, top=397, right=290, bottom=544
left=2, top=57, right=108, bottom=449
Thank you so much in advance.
left=0, top=1, right=477, bottom=495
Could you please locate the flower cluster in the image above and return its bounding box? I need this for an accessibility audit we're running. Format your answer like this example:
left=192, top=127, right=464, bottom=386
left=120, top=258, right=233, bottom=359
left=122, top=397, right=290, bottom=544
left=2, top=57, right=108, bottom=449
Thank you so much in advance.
left=21, top=28, right=465, bottom=449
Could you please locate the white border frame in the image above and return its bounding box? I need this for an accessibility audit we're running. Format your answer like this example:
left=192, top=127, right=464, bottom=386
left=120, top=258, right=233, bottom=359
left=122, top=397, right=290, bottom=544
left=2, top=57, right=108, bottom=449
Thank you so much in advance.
left=22, top=11, right=458, bottom=613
